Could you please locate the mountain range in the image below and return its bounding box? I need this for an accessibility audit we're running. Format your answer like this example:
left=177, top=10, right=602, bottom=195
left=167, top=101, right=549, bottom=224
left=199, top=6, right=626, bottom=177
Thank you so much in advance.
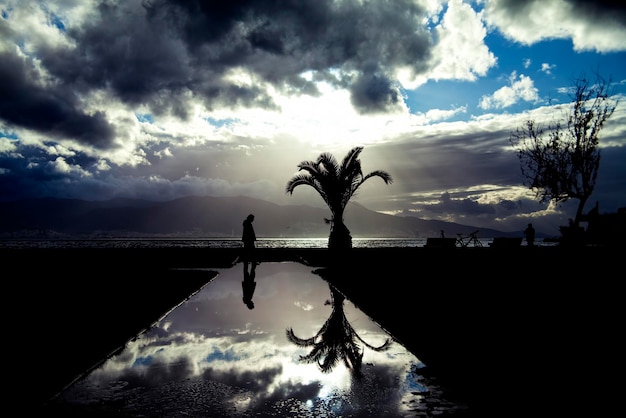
left=0, top=196, right=530, bottom=239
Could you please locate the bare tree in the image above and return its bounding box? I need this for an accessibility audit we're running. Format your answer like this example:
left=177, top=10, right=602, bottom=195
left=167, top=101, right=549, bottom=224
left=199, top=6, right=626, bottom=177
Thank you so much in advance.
left=509, top=71, right=618, bottom=228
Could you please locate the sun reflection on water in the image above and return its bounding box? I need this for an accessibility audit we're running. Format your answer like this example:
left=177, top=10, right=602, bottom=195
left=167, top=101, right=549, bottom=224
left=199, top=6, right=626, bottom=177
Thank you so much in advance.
left=47, top=262, right=467, bottom=416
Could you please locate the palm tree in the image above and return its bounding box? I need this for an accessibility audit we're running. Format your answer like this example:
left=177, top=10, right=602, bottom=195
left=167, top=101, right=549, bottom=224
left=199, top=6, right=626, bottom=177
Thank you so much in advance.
left=285, top=146, right=393, bottom=250
left=286, top=285, right=392, bottom=378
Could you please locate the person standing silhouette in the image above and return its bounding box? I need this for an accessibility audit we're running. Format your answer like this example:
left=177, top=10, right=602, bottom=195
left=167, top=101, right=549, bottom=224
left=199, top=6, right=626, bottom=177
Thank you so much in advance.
left=524, top=223, right=536, bottom=246
left=242, top=261, right=256, bottom=309
left=242, top=214, right=256, bottom=264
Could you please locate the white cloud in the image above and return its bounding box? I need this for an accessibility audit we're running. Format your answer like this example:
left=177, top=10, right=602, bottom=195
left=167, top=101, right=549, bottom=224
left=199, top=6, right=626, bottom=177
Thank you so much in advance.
left=1, top=0, right=624, bottom=234
left=428, top=0, right=497, bottom=82
left=482, top=0, right=626, bottom=52
left=47, top=156, right=91, bottom=177
left=414, top=106, right=468, bottom=123
left=541, top=63, right=556, bottom=75
left=478, top=72, right=540, bottom=109
left=0, top=137, right=18, bottom=153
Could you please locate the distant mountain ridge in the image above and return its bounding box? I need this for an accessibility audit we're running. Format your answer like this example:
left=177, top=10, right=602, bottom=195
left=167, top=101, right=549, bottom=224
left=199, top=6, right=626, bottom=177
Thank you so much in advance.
left=0, top=196, right=526, bottom=239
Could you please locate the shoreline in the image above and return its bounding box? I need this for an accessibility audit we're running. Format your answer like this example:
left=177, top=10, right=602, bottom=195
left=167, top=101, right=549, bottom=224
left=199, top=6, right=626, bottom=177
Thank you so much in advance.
left=9, top=246, right=620, bottom=415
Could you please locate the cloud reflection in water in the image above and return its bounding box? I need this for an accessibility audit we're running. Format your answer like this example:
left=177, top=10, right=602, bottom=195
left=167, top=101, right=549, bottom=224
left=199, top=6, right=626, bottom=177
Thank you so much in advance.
left=51, top=262, right=467, bottom=416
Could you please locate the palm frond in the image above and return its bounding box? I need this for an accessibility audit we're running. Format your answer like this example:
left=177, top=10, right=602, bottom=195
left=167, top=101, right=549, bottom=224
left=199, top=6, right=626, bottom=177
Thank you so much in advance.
left=341, top=147, right=364, bottom=173
left=317, top=152, right=340, bottom=175
left=355, top=334, right=393, bottom=351
left=285, top=328, right=318, bottom=347
left=285, top=175, right=323, bottom=196
left=285, top=146, right=392, bottom=250
left=363, top=170, right=393, bottom=184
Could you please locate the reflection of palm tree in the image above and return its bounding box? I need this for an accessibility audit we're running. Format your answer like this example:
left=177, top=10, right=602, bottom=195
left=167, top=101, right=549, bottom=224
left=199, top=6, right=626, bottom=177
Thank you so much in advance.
left=285, top=146, right=393, bottom=250
left=286, top=285, right=392, bottom=378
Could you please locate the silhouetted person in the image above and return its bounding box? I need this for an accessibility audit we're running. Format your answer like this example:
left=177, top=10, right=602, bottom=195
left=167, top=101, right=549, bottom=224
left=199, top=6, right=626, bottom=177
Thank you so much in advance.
left=242, top=213, right=256, bottom=264
left=242, top=261, right=256, bottom=309
left=524, top=223, right=536, bottom=246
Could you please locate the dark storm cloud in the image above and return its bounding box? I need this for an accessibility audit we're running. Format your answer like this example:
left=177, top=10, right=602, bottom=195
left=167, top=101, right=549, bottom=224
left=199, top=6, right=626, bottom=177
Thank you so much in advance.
left=0, top=144, right=102, bottom=200
left=142, top=0, right=433, bottom=111
left=495, top=0, right=626, bottom=26
left=2, top=0, right=433, bottom=145
left=562, top=0, right=626, bottom=23
left=350, top=69, right=402, bottom=114
left=0, top=51, right=115, bottom=147
left=591, top=145, right=626, bottom=212
left=373, top=128, right=523, bottom=192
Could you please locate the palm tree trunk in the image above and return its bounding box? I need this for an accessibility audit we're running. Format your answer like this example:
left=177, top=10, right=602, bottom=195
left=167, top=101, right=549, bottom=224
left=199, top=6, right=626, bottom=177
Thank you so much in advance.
left=328, top=219, right=352, bottom=250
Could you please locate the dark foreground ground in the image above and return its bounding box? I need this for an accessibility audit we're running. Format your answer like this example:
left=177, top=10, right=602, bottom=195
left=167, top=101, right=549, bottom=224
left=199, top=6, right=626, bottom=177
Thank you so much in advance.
left=5, top=246, right=623, bottom=416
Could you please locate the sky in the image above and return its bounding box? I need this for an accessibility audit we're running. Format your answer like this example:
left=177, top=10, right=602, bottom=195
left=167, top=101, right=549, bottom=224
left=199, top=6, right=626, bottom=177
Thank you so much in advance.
left=1, top=0, right=625, bottom=235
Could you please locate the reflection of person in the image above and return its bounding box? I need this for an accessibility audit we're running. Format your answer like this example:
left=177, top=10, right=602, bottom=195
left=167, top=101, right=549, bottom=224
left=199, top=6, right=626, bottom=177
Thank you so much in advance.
left=524, top=223, right=536, bottom=246
left=242, top=214, right=256, bottom=263
left=242, top=262, right=256, bottom=309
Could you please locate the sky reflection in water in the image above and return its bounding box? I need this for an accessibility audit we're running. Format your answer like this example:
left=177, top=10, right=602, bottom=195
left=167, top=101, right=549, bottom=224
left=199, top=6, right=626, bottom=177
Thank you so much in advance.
left=52, top=262, right=466, bottom=416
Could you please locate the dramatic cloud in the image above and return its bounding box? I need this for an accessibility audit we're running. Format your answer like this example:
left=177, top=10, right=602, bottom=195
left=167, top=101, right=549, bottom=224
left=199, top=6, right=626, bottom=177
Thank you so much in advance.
left=482, top=0, right=626, bottom=52
left=1, top=0, right=625, bottom=234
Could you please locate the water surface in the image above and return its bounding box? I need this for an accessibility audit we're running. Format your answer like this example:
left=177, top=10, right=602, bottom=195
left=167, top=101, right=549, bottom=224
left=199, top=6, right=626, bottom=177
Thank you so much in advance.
left=45, top=262, right=468, bottom=417
left=0, top=236, right=556, bottom=249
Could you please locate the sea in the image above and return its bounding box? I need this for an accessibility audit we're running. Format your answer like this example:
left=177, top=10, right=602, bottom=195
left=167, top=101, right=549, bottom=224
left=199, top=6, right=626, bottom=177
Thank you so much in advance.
left=0, top=236, right=557, bottom=249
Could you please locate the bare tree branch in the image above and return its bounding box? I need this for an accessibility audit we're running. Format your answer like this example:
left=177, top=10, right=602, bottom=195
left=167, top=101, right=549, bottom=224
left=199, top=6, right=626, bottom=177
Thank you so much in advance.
left=509, top=70, right=618, bottom=228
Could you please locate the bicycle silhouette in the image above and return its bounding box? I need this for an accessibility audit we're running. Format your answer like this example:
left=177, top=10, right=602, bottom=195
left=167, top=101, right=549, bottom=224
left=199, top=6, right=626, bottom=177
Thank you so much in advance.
left=456, top=230, right=483, bottom=247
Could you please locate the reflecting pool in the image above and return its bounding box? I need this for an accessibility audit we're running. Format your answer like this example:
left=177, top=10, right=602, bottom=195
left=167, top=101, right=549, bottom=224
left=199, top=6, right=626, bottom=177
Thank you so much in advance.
left=44, top=262, right=468, bottom=417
